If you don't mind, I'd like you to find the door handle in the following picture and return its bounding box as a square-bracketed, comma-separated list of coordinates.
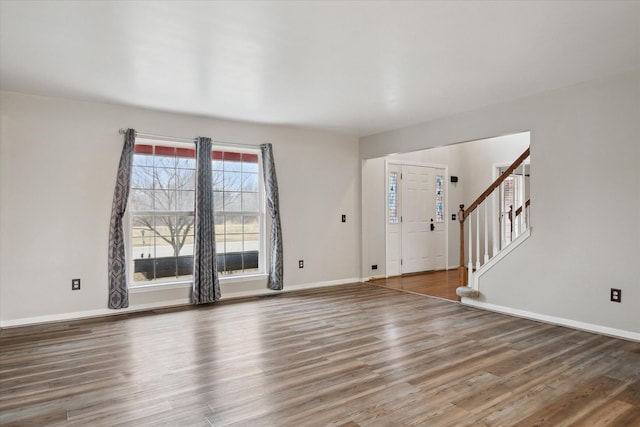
[430, 223, 435, 231]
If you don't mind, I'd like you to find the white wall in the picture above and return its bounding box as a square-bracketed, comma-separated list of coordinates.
[0, 91, 361, 326]
[456, 133, 530, 204]
[361, 70, 640, 336]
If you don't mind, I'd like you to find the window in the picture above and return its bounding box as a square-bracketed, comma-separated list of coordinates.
[128, 139, 263, 285]
[129, 143, 196, 283]
[435, 175, 444, 223]
[212, 150, 261, 276]
[388, 171, 398, 224]
[498, 165, 528, 245]
[501, 176, 519, 243]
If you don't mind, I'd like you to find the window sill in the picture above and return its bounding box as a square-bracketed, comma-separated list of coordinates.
[220, 273, 268, 284]
[129, 280, 191, 293]
[128, 273, 268, 293]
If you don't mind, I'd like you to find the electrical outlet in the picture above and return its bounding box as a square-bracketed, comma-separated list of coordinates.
[372, 264, 378, 270]
[341, 214, 346, 223]
[299, 260, 304, 268]
[610, 288, 621, 303]
[72, 279, 81, 290]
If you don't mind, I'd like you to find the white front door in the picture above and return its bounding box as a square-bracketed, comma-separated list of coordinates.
[387, 164, 446, 276]
[401, 165, 434, 273]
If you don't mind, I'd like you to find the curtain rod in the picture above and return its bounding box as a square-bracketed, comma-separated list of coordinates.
[118, 128, 263, 150]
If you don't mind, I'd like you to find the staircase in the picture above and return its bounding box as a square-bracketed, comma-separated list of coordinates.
[456, 147, 531, 298]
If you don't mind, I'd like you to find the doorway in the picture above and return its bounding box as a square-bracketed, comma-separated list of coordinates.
[386, 163, 446, 277]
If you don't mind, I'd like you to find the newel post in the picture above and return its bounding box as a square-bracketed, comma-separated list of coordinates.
[458, 204, 467, 286]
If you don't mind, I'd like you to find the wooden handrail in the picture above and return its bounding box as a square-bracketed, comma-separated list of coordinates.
[515, 199, 531, 217]
[462, 147, 530, 221]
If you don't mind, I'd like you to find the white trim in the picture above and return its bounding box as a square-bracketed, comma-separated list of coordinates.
[472, 227, 531, 290]
[460, 298, 640, 342]
[442, 170, 449, 271]
[0, 299, 191, 329]
[129, 281, 191, 293]
[6, 275, 636, 343]
[363, 274, 387, 281]
[128, 273, 270, 293]
[221, 277, 361, 300]
[220, 273, 269, 284]
[388, 160, 449, 169]
[384, 160, 390, 277]
[125, 131, 262, 151]
[127, 140, 267, 285]
[0, 277, 361, 329]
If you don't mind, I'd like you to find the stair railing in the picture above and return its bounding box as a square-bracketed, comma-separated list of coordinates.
[458, 148, 530, 286]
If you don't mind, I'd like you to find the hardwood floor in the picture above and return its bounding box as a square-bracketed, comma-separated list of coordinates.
[1, 283, 639, 426]
[368, 270, 461, 301]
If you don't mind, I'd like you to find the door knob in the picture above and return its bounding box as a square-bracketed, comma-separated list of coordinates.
[430, 223, 435, 231]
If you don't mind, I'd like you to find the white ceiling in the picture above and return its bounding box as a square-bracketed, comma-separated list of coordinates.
[1, 1, 639, 137]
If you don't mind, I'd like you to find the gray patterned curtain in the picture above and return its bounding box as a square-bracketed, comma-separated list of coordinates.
[261, 143, 284, 290]
[108, 128, 135, 309]
[192, 137, 220, 304]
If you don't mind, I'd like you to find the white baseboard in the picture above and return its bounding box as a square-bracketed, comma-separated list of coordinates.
[361, 274, 386, 281]
[8, 278, 635, 343]
[460, 298, 640, 342]
[0, 299, 191, 329]
[0, 278, 363, 329]
[221, 277, 362, 300]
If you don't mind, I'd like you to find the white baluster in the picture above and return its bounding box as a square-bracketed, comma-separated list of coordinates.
[498, 181, 507, 250]
[520, 164, 526, 234]
[523, 162, 528, 230]
[484, 202, 489, 263]
[511, 170, 517, 239]
[475, 210, 480, 271]
[492, 190, 499, 257]
[468, 215, 473, 286]
[527, 165, 531, 228]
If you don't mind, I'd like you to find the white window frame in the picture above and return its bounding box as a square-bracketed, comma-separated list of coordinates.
[211, 144, 266, 279]
[126, 138, 266, 289]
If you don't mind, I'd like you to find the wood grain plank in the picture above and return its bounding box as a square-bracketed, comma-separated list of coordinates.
[1, 282, 638, 426]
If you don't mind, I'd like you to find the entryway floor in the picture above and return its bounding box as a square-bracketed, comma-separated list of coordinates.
[367, 269, 460, 301]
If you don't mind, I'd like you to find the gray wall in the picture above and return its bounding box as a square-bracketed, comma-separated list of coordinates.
[0, 92, 361, 325]
[360, 70, 640, 334]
